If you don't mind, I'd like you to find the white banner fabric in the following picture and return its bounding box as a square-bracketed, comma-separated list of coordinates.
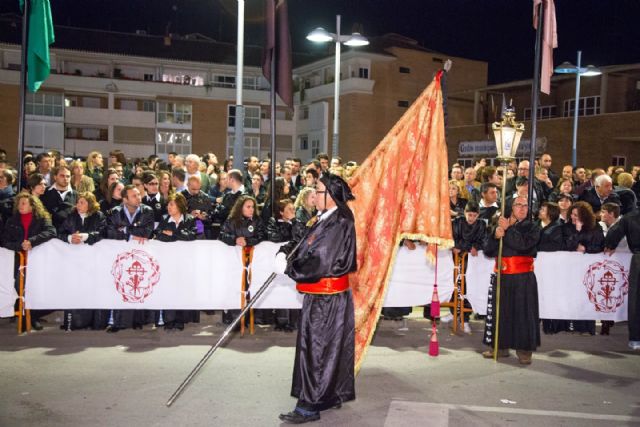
[466, 251, 632, 321]
[0, 247, 17, 317]
[24, 240, 455, 310]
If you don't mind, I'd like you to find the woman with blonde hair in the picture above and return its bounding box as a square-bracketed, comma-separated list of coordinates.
[294, 186, 316, 225]
[157, 170, 174, 200]
[85, 151, 104, 188]
[69, 160, 95, 194]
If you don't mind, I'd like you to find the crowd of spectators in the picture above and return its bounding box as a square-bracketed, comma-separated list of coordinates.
[0, 147, 637, 338]
[0, 147, 357, 331]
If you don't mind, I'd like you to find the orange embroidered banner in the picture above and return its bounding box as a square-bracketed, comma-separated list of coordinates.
[349, 72, 453, 371]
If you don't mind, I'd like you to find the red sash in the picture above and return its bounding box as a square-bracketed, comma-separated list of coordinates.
[494, 256, 534, 275]
[296, 275, 349, 295]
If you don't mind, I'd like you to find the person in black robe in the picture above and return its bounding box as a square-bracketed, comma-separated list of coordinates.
[604, 209, 640, 350]
[141, 172, 168, 227]
[276, 172, 357, 424]
[181, 175, 214, 239]
[154, 192, 198, 330]
[104, 185, 155, 332]
[57, 192, 107, 330]
[482, 195, 541, 365]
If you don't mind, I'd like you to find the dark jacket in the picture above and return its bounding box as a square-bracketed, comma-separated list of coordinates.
[536, 219, 564, 251]
[295, 206, 315, 226]
[266, 218, 307, 243]
[219, 216, 265, 247]
[213, 188, 247, 224]
[142, 193, 168, 223]
[41, 187, 78, 228]
[181, 189, 214, 229]
[452, 216, 486, 252]
[562, 222, 605, 253]
[154, 214, 197, 242]
[614, 186, 637, 215]
[105, 204, 155, 240]
[579, 187, 621, 213]
[1, 214, 56, 251]
[450, 197, 468, 218]
[484, 219, 541, 258]
[57, 210, 106, 245]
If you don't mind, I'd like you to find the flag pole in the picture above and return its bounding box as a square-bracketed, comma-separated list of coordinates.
[527, 1, 544, 219]
[232, 0, 245, 171]
[17, 0, 31, 192]
[269, 44, 276, 217]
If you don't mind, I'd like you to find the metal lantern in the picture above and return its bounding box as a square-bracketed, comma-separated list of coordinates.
[492, 106, 525, 161]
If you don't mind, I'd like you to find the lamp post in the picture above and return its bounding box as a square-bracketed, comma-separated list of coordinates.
[554, 51, 601, 168]
[306, 15, 369, 158]
[491, 106, 524, 361]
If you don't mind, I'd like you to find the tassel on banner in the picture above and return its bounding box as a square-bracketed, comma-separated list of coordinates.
[429, 244, 440, 318]
[429, 320, 439, 357]
[430, 285, 440, 318]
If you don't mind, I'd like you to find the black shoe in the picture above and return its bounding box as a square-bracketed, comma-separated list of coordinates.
[332, 402, 342, 410]
[164, 322, 175, 330]
[283, 324, 295, 333]
[31, 320, 43, 331]
[105, 325, 120, 333]
[278, 410, 320, 424]
[133, 323, 143, 330]
[175, 323, 184, 331]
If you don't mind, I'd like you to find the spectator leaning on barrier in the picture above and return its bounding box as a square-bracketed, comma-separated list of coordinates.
[41, 165, 77, 229]
[154, 192, 199, 330]
[1, 192, 56, 330]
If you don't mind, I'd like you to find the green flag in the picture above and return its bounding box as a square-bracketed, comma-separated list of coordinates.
[19, 0, 55, 92]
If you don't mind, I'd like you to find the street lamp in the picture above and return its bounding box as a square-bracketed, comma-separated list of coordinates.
[306, 15, 369, 158]
[554, 51, 602, 167]
[490, 106, 524, 361]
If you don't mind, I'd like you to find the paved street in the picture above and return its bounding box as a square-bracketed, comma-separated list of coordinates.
[1, 312, 639, 426]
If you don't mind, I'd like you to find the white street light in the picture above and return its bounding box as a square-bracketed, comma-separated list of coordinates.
[306, 15, 369, 158]
[554, 51, 602, 167]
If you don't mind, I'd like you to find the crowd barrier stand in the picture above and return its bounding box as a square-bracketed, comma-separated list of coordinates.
[441, 252, 474, 333]
[15, 251, 31, 334]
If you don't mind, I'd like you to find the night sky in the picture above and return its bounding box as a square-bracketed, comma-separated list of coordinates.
[2, 0, 639, 84]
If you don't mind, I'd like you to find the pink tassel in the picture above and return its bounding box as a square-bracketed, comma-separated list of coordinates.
[430, 285, 440, 318]
[429, 321, 439, 357]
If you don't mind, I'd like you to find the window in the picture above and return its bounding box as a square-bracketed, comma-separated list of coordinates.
[142, 100, 155, 112]
[457, 158, 474, 168]
[299, 135, 309, 151]
[213, 75, 236, 88]
[242, 76, 259, 90]
[358, 67, 369, 79]
[143, 73, 154, 81]
[399, 66, 411, 74]
[157, 102, 192, 124]
[398, 100, 409, 108]
[612, 156, 626, 167]
[26, 92, 63, 117]
[432, 57, 444, 63]
[299, 105, 309, 120]
[226, 135, 261, 158]
[65, 126, 108, 141]
[524, 105, 557, 121]
[156, 131, 192, 156]
[563, 96, 600, 117]
[311, 139, 320, 158]
[227, 105, 260, 130]
[119, 100, 138, 111]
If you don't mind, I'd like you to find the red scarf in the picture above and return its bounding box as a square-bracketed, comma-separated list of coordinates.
[20, 212, 33, 241]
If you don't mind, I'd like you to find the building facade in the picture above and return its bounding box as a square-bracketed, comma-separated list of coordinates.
[0, 18, 488, 165]
[447, 64, 640, 169]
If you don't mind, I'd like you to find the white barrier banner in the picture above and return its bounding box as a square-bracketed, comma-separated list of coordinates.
[24, 240, 455, 310]
[26, 239, 243, 310]
[466, 251, 632, 321]
[0, 247, 16, 317]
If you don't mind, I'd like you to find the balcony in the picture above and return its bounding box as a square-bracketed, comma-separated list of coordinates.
[65, 106, 155, 128]
[301, 77, 375, 102]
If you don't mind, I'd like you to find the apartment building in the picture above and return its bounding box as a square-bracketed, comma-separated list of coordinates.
[0, 16, 488, 164]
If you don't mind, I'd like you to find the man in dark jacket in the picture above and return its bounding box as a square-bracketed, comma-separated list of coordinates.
[579, 174, 621, 216]
[41, 165, 77, 228]
[181, 175, 214, 239]
[104, 185, 155, 332]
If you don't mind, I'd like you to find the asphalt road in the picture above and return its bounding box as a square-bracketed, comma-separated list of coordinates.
[1, 312, 639, 426]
